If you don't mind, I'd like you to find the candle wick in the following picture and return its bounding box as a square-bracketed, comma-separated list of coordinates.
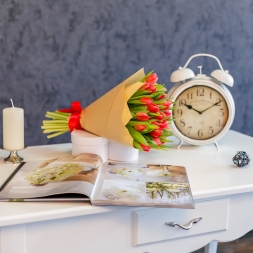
[10, 99, 15, 108]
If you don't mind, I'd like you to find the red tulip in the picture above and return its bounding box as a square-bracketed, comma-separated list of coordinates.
[160, 120, 169, 129]
[139, 83, 156, 93]
[151, 121, 160, 126]
[164, 100, 172, 107]
[160, 100, 172, 110]
[149, 85, 156, 93]
[153, 137, 162, 146]
[151, 120, 168, 130]
[136, 112, 150, 121]
[139, 143, 150, 152]
[149, 129, 162, 138]
[155, 111, 165, 120]
[145, 73, 158, 85]
[156, 94, 166, 100]
[140, 97, 153, 105]
[140, 83, 150, 90]
[163, 110, 172, 117]
[147, 104, 159, 113]
[134, 125, 146, 131]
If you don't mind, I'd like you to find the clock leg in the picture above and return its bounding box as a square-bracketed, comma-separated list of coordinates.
[177, 140, 184, 149]
[204, 241, 218, 253]
[214, 141, 220, 151]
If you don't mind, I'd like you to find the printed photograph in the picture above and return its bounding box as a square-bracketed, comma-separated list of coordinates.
[100, 180, 146, 202]
[0, 154, 103, 199]
[146, 164, 187, 183]
[145, 182, 193, 206]
[105, 162, 146, 182]
[25, 153, 103, 186]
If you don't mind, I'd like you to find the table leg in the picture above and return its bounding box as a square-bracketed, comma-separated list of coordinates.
[204, 241, 218, 253]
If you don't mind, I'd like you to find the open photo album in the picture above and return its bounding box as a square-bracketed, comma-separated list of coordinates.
[0, 153, 194, 209]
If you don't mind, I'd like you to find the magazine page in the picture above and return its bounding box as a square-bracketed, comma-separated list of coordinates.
[91, 162, 194, 208]
[0, 153, 103, 201]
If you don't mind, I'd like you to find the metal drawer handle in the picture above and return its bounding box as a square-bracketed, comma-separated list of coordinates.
[165, 217, 202, 230]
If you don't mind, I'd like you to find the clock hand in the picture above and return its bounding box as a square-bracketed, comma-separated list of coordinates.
[200, 100, 223, 114]
[184, 104, 202, 114]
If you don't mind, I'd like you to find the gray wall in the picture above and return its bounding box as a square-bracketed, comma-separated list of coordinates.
[0, 0, 252, 146]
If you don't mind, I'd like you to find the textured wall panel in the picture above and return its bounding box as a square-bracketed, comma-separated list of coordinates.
[0, 0, 252, 145]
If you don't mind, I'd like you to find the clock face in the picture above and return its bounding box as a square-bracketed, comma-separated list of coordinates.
[173, 85, 229, 140]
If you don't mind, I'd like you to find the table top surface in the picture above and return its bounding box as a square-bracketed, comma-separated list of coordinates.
[0, 130, 252, 227]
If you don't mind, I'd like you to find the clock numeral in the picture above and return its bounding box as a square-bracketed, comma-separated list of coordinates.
[210, 92, 212, 99]
[179, 99, 186, 107]
[216, 119, 221, 127]
[198, 129, 203, 137]
[177, 109, 183, 117]
[219, 108, 224, 116]
[197, 88, 204, 96]
[180, 119, 185, 127]
[187, 126, 192, 135]
[187, 93, 193, 99]
[216, 98, 222, 106]
[208, 126, 214, 134]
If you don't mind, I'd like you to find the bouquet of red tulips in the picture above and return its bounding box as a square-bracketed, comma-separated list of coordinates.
[41, 69, 173, 152]
[125, 72, 173, 151]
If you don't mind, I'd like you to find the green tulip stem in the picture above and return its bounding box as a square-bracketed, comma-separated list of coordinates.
[47, 130, 69, 139]
[46, 111, 69, 120]
[43, 128, 69, 133]
[43, 120, 68, 124]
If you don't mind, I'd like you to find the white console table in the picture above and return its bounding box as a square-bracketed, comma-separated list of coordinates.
[0, 130, 253, 253]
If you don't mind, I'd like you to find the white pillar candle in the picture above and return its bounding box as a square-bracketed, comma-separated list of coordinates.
[3, 103, 24, 151]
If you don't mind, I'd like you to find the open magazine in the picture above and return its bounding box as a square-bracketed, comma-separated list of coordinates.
[0, 153, 194, 208]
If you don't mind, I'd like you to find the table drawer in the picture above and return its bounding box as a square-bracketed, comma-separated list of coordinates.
[133, 198, 229, 246]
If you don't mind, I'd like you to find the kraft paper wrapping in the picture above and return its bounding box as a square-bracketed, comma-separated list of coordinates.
[80, 69, 145, 147]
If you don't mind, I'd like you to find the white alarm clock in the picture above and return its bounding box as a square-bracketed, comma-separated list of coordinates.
[167, 53, 235, 149]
